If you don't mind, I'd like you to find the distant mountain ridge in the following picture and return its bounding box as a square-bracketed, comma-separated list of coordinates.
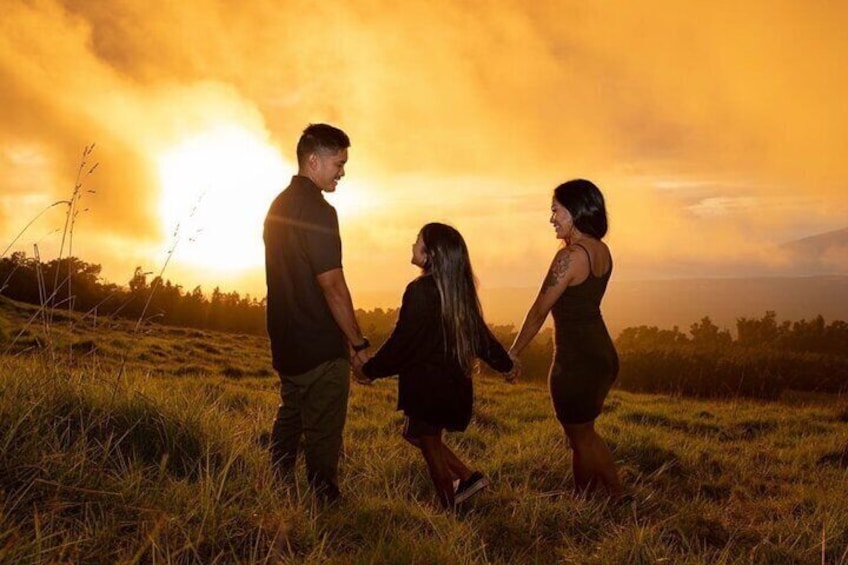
[598, 276, 848, 337]
[779, 227, 848, 275]
[782, 227, 848, 251]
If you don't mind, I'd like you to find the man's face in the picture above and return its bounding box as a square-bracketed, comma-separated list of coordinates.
[307, 148, 348, 192]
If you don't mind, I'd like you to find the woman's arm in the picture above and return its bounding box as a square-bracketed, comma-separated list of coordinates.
[509, 247, 577, 356]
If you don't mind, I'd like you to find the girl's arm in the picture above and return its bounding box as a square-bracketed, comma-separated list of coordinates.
[362, 281, 429, 380]
[479, 327, 513, 374]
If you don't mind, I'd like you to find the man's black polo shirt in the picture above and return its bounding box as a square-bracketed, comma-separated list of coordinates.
[264, 175, 346, 375]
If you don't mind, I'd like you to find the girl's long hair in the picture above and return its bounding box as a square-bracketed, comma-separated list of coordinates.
[419, 223, 487, 374]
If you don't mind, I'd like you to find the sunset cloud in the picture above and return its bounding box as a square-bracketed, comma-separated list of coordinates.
[2, 0, 846, 304]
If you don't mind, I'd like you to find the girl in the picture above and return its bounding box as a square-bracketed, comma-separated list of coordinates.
[357, 222, 514, 508]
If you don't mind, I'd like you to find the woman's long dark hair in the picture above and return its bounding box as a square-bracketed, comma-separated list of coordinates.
[419, 223, 487, 374]
[553, 179, 609, 239]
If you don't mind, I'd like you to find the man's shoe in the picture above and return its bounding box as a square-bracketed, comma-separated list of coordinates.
[313, 481, 341, 506]
[455, 471, 488, 504]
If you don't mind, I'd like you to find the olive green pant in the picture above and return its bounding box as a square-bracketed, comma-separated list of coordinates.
[270, 358, 350, 494]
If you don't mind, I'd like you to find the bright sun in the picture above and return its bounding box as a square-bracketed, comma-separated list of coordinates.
[156, 125, 291, 272]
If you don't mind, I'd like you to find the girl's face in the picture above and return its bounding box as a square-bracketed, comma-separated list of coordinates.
[550, 198, 574, 241]
[411, 232, 429, 268]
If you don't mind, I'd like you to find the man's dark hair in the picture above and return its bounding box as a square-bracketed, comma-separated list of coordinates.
[553, 179, 609, 239]
[296, 123, 350, 166]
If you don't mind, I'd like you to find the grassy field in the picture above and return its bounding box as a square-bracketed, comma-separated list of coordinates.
[2, 297, 848, 563]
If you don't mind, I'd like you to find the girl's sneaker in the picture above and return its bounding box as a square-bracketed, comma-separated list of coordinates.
[455, 471, 488, 504]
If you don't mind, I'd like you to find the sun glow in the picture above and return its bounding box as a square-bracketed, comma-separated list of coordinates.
[324, 178, 373, 218]
[156, 125, 291, 272]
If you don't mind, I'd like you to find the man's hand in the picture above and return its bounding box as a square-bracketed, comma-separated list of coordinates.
[352, 348, 371, 368]
[351, 349, 372, 385]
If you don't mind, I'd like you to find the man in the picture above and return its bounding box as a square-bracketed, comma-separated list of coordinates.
[263, 123, 370, 502]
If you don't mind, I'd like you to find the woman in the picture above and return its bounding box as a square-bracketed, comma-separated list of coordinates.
[356, 222, 514, 508]
[509, 179, 623, 497]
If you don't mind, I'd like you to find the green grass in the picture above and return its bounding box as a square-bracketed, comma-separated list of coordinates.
[1, 298, 848, 563]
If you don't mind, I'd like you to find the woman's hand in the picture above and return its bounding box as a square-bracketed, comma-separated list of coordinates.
[505, 350, 522, 383]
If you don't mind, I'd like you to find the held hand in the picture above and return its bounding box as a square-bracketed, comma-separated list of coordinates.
[351, 366, 372, 386]
[352, 348, 372, 369]
[506, 351, 522, 384]
[350, 350, 373, 385]
[505, 365, 521, 384]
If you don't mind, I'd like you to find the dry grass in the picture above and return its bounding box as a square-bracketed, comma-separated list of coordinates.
[1, 297, 847, 563]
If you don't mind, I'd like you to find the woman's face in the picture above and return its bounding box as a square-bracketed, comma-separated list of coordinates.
[411, 232, 429, 268]
[550, 198, 574, 240]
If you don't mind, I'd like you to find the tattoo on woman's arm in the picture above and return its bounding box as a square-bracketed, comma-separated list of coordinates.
[542, 251, 571, 290]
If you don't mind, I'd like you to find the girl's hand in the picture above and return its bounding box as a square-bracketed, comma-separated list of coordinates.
[350, 362, 372, 386]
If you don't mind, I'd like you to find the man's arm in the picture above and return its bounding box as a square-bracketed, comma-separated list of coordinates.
[316, 267, 365, 347]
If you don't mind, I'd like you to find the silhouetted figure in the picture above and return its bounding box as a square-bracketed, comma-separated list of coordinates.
[263, 123, 370, 502]
[509, 179, 624, 497]
[354, 223, 514, 509]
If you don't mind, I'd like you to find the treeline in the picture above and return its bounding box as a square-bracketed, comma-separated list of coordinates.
[3, 253, 847, 399]
[616, 314, 848, 398]
[617, 312, 848, 358]
[0, 254, 557, 379]
[1, 253, 266, 334]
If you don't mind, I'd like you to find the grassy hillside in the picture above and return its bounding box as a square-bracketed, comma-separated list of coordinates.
[0, 295, 273, 379]
[2, 298, 848, 563]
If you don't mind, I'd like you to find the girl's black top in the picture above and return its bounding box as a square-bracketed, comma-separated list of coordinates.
[362, 274, 513, 431]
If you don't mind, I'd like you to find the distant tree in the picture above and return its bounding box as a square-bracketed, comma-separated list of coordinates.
[0, 252, 40, 303]
[689, 316, 732, 349]
[182, 286, 207, 327]
[128, 267, 148, 294]
[736, 311, 788, 348]
[615, 325, 689, 352]
[822, 319, 848, 356]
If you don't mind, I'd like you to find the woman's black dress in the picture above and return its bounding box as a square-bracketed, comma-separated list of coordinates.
[362, 274, 512, 431]
[549, 244, 619, 425]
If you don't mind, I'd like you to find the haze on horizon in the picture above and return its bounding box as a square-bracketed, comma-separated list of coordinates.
[2, 1, 847, 310]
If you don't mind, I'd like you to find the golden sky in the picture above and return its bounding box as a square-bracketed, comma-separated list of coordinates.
[2, 0, 847, 308]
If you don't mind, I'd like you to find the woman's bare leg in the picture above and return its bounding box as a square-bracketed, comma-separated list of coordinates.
[563, 421, 623, 497]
